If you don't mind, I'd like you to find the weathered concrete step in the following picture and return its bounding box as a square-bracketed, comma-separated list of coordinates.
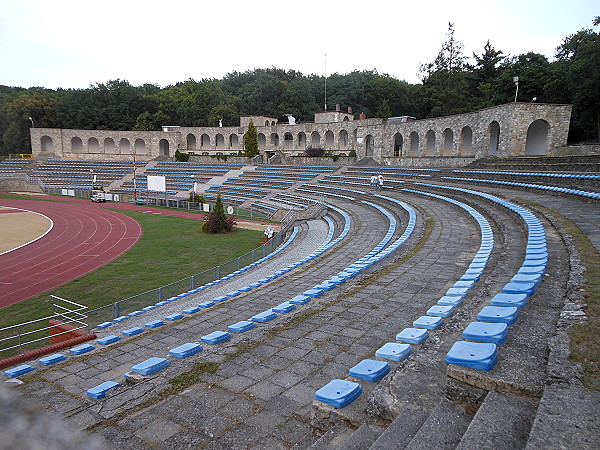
[456, 391, 537, 450]
[369, 407, 429, 450]
[309, 422, 384, 450]
[525, 384, 600, 450]
[404, 398, 472, 450]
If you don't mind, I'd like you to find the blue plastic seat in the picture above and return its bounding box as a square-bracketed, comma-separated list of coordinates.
[438, 296, 463, 307]
[446, 287, 470, 298]
[272, 302, 296, 313]
[122, 327, 144, 337]
[166, 313, 185, 321]
[477, 306, 519, 325]
[87, 381, 119, 399]
[462, 322, 508, 345]
[510, 273, 542, 286]
[198, 301, 215, 308]
[182, 307, 201, 315]
[290, 295, 311, 305]
[315, 379, 362, 408]
[4, 364, 35, 378]
[502, 281, 536, 296]
[252, 310, 277, 323]
[38, 353, 66, 366]
[376, 342, 412, 362]
[228, 320, 257, 333]
[446, 341, 498, 371]
[427, 305, 455, 318]
[413, 316, 443, 330]
[304, 288, 324, 297]
[97, 335, 121, 345]
[213, 295, 229, 303]
[349, 359, 390, 382]
[490, 293, 528, 309]
[201, 330, 232, 344]
[97, 322, 113, 329]
[169, 342, 203, 358]
[396, 327, 429, 344]
[131, 357, 170, 375]
[69, 343, 95, 355]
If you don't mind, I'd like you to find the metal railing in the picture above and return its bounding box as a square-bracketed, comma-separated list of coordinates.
[0, 296, 88, 356]
[84, 229, 286, 326]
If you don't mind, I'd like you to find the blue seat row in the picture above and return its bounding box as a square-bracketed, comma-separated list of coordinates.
[452, 169, 600, 180]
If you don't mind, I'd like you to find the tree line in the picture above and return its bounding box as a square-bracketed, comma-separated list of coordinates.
[1, 19, 598, 156]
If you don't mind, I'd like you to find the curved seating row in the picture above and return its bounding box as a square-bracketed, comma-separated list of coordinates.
[441, 176, 600, 200]
[452, 169, 600, 180]
[413, 182, 548, 371]
[315, 188, 494, 408]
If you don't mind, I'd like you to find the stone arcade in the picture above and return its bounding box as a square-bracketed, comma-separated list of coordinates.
[30, 102, 572, 165]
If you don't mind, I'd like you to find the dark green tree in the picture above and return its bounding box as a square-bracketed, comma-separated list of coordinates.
[243, 120, 259, 157]
[202, 195, 235, 233]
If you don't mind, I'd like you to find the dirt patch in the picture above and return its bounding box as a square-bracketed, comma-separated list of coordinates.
[0, 207, 52, 254]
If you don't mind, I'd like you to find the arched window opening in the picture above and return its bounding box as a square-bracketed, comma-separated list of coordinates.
[409, 132, 419, 155]
[525, 119, 549, 155]
[393, 133, 403, 157]
[365, 135, 374, 156]
[284, 132, 293, 150]
[425, 130, 436, 156]
[104, 138, 115, 154]
[339, 130, 349, 149]
[258, 133, 266, 149]
[159, 139, 169, 156]
[134, 139, 146, 154]
[460, 126, 473, 155]
[88, 137, 100, 153]
[311, 131, 321, 147]
[325, 131, 334, 150]
[41, 136, 53, 152]
[187, 133, 197, 150]
[489, 121, 500, 156]
[442, 128, 453, 156]
[216, 134, 225, 149]
[119, 138, 131, 154]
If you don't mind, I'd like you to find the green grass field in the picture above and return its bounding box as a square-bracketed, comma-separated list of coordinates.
[0, 201, 264, 349]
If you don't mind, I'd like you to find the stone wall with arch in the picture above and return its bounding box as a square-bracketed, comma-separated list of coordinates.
[30, 103, 572, 164]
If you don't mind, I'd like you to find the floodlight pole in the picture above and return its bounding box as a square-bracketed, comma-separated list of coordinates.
[513, 76, 519, 103]
[132, 145, 137, 203]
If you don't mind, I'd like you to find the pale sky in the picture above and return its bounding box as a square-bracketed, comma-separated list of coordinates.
[0, 0, 597, 89]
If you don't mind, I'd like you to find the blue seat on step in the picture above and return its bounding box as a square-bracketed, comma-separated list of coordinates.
[349, 359, 390, 382]
[375, 342, 412, 362]
[131, 357, 170, 375]
[462, 321, 508, 345]
[315, 379, 362, 408]
[446, 341, 498, 371]
[396, 327, 428, 344]
[169, 342, 203, 358]
[477, 306, 518, 325]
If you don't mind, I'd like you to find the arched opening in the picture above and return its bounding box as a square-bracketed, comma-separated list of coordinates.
[88, 137, 100, 153]
[104, 138, 115, 154]
[442, 128, 453, 156]
[365, 135, 374, 156]
[71, 137, 83, 152]
[187, 133, 197, 150]
[393, 133, 403, 157]
[343, 116, 349, 121]
[265, 120, 269, 126]
[311, 131, 321, 147]
[409, 132, 419, 155]
[40, 136, 53, 152]
[339, 130, 349, 149]
[119, 138, 131, 154]
[159, 139, 170, 156]
[325, 131, 334, 150]
[298, 132, 307, 149]
[258, 133, 266, 149]
[488, 121, 500, 156]
[134, 139, 146, 154]
[201, 134, 210, 149]
[216, 134, 225, 149]
[229, 134, 239, 149]
[270, 133, 279, 147]
[425, 130, 436, 156]
[525, 119, 549, 155]
[284, 132, 293, 150]
[460, 126, 473, 155]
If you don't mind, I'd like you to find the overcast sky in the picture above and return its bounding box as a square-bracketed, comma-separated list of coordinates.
[0, 0, 597, 90]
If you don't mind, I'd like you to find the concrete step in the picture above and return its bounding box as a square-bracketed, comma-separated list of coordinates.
[525, 384, 600, 450]
[456, 391, 537, 450]
[369, 407, 429, 450]
[404, 398, 472, 450]
[309, 422, 383, 450]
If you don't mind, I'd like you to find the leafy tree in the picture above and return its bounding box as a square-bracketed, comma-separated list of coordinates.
[555, 24, 600, 141]
[419, 23, 472, 117]
[2, 91, 57, 154]
[202, 195, 235, 233]
[243, 120, 259, 157]
[471, 41, 505, 109]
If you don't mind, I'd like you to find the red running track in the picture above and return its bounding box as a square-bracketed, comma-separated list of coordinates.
[0, 199, 142, 308]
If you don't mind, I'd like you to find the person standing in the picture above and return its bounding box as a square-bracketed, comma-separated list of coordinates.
[370, 175, 377, 191]
[378, 174, 384, 191]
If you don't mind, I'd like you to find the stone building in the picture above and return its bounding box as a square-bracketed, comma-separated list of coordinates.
[30, 102, 572, 166]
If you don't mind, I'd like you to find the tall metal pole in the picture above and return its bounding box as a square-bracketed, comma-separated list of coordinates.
[132, 145, 137, 203]
[324, 53, 327, 111]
